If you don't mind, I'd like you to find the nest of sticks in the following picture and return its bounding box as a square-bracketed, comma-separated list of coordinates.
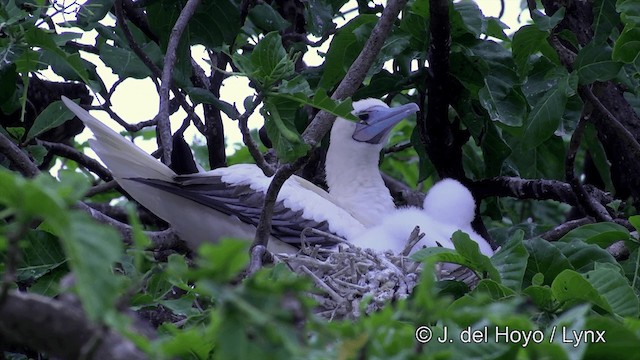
[275, 227, 479, 320]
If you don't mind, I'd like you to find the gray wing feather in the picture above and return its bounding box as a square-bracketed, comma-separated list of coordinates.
[129, 176, 338, 246]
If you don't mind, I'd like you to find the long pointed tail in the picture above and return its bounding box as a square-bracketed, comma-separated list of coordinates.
[61, 96, 175, 181]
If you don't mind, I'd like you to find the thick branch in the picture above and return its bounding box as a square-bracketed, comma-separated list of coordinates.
[0, 291, 146, 360]
[0, 133, 39, 177]
[471, 177, 613, 206]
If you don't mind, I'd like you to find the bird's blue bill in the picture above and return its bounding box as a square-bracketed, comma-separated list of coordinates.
[352, 102, 419, 144]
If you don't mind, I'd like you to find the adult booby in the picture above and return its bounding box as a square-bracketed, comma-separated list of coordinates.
[350, 179, 494, 256]
[61, 96, 418, 252]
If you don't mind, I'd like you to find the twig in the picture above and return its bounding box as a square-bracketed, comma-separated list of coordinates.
[384, 141, 412, 154]
[85, 180, 119, 197]
[38, 140, 113, 182]
[401, 226, 425, 256]
[237, 94, 275, 176]
[158, 0, 202, 165]
[300, 265, 345, 304]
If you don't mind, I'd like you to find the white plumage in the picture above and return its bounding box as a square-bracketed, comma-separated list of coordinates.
[349, 178, 494, 257]
[61, 96, 418, 252]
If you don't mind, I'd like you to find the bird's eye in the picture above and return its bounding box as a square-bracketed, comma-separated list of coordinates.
[357, 113, 369, 124]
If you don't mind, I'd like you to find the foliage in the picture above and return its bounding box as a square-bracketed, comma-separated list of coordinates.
[2, 0, 640, 359]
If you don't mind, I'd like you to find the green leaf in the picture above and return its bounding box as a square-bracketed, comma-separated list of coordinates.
[98, 42, 162, 80]
[531, 7, 565, 32]
[558, 222, 630, 248]
[523, 285, 555, 310]
[25, 100, 76, 142]
[613, 25, 640, 64]
[319, 15, 378, 89]
[24, 28, 91, 86]
[478, 75, 528, 127]
[512, 25, 549, 76]
[617, 0, 640, 26]
[490, 230, 528, 291]
[552, 267, 639, 317]
[522, 71, 576, 149]
[234, 32, 295, 89]
[16, 230, 66, 286]
[147, 0, 240, 50]
[248, 4, 290, 32]
[452, 231, 500, 281]
[185, 87, 240, 119]
[593, 0, 621, 42]
[56, 212, 124, 321]
[77, 0, 114, 29]
[554, 240, 619, 272]
[524, 237, 573, 286]
[195, 239, 250, 282]
[263, 97, 309, 163]
[584, 316, 640, 360]
[450, 0, 484, 38]
[575, 42, 623, 84]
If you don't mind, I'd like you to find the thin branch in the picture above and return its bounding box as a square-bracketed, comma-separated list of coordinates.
[300, 0, 410, 146]
[252, 0, 410, 252]
[539, 217, 594, 241]
[237, 95, 274, 176]
[38, 140, 113, 182]
[580, 86, 640, 161]
[158, 0, 202, 165]
[0, 132, 39, 177]
[85, 180, 119, 197]
[384, 141, 412, 154]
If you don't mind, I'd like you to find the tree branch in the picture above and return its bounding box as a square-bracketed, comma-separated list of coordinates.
[0, 291, 147, 360]
[252, 0, 410, 252]
[0, 132, 39, 177]
[38, 140, 113, 182]
[237, 94, 275, 176]
[158, 0, 202, 166]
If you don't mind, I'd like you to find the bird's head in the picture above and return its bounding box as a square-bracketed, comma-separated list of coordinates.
[331, 98, 419, 151]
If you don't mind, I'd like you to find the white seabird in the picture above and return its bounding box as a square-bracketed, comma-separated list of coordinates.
[61, 96, 419, 252]
[349, 178, 494, 256]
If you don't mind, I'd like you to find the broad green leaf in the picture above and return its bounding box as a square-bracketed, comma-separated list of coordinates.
[617, 0, 640, 25]
[262, 97, 308, 162]
[551, 269, 612, 313]
[248, 4, 290, 32]
[451, 0, 484, 38]
[490, 230, 528, 291]
[531, 7, 565, 31]
[185, 87, 240, 119]
[16, 230, 66, 286]
[554, 240, 619, 272]
[584, 264, 639, 317]
[77, 0, 114, 29]
[319, 15, 377, 89]
[522, 71, 576, 149]
[478, 75, 528, 127]
[24, 28, 91, 85]
[512, 25, 548, 76]
[575, 42, 623, 84]
[147, 0, 240, 50]
[584, 316, 640, 360]
[58, 212, 124, 321]
[524, 237, 573, 286]
[234, 32, 295, 89]
[25, 100, 76, 142]
[98, 42, 162, 79]
[523, 285, 555, 310]
[558, 222, 629, 248]
[471, 279, 516, 299]
[613, 25, 640, 64]
[593, 0, 621, 42]
[451, 231, 500, 282]
[508, 135, 566, 179]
